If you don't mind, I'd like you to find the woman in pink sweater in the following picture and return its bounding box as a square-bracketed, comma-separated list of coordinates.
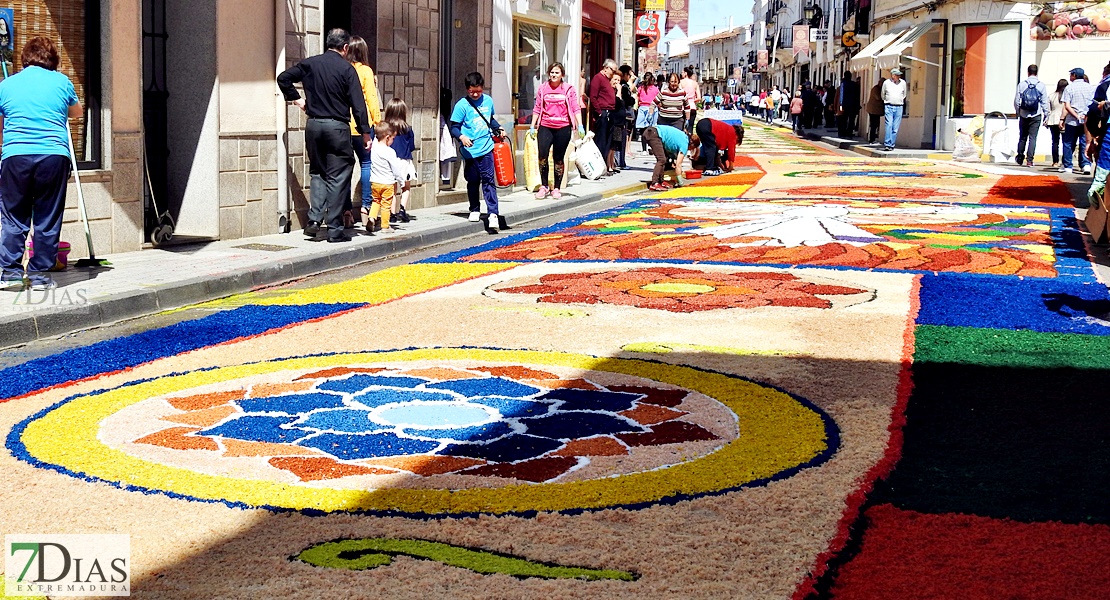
[530, 62, 583, 200]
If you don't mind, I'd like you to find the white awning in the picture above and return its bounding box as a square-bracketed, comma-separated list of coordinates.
[848, 28, 908, 71]
[875, 22, 939, 70]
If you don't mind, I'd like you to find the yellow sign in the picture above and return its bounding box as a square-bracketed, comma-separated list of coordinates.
[637, 0, 666, 9]
[842, 31, 858, 47]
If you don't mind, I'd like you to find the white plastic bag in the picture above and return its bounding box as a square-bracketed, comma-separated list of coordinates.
[952, 130, 981, 162]
[573, 132, 606, 180]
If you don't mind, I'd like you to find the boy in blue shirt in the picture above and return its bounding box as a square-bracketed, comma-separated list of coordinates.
[449, 72, 506, 230]
[641, 124, 693, 191]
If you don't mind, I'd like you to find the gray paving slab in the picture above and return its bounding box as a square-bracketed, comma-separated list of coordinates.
[0, 160, 652, 349]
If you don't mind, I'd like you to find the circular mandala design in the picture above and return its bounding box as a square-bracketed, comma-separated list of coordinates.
[784, 170, 982, 179]
[487, 267, 872, 311]
[11, 349, 835, 516]
[762, 186, 968, 200]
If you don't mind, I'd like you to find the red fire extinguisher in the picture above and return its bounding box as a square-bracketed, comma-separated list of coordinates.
[491, 133, 516, 188]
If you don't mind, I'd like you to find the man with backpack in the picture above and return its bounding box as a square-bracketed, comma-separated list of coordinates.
[1084, 62, 1110, 208]
[1013, 64, 1050, 168]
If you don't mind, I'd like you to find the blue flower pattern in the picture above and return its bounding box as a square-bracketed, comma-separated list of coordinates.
[199, 373, 650, 463]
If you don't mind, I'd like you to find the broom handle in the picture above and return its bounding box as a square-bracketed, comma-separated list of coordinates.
[65, 120, 95, 258]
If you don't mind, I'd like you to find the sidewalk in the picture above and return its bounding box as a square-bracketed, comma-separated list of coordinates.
[0, 156, 654, 349]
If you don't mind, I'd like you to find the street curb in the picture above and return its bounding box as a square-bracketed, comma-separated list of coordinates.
[1, 183, 644, 349]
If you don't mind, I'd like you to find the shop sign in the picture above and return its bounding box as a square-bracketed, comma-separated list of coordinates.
[809, 28, 829, 42]
[757, 49, 769, 71]
[841, 30, 858, 47]
[635, 11, 662, 37]
[636, 0, 667, 9]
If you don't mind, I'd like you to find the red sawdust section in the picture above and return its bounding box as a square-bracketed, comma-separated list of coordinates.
[985, 175, 1076, 207]
[359, 455, 485, 475]
[828, 504, 1110, 599]
[165, 390, 245, 411]
[220, 439, 320, 457]
[135, 427, 220, 451]
[606, 385, 688, 407]
[269, 457, 397, 481]
[399, 367, 482, 380]
[470, 366, 560, 380]
[733, 155, 764, 170]
[249, 381, 315, 397]
[553, 436, 629, 457]
[620, 404, 688, 425]
[461, 456, 579, 483]
[617, 421, 719, 446]
[524, 378, 600, 390]
[162, 405, 238, 427]
[294, 367, 388, 381]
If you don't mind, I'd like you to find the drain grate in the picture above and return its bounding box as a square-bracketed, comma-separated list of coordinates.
[232, 243, 295, 252]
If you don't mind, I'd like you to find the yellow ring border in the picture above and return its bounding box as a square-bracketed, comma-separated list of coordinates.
[19, 349, 831, 515]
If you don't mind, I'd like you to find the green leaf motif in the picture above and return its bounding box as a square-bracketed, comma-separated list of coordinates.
[295, 538, 637, 581]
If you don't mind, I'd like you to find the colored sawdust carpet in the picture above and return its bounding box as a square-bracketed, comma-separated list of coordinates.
[1, 139, 1107, 598]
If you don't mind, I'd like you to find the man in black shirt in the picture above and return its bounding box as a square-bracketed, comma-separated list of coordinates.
[277, 28, 371, 242]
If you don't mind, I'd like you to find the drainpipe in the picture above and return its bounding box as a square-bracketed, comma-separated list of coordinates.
[275, 0, 290, 232]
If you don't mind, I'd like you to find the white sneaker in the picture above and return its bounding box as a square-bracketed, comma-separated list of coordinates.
[1084, 165, 1093, 175]
[1058, 167, 1067, 173]
[487, 214, 500, 230]
[468, 211, 480, 222]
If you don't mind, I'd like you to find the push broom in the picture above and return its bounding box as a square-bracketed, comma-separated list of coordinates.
[66, 121, 109, 267]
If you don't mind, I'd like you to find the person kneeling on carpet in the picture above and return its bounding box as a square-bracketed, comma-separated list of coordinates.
[689, 118, 744, 176]
[643, 124, 695, 191]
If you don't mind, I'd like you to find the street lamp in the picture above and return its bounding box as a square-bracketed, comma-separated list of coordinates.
[803, 4, 823, 27]
[803, 4, 815, 20]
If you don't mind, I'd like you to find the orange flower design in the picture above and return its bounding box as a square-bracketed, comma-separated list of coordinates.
[495, 268, 868, 312]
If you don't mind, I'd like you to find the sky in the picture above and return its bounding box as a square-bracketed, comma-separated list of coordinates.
[686, 0, 755, 38]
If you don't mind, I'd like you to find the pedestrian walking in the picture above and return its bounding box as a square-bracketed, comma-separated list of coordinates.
[655, 73, 689, 130]
[345, 35, 381, 227]
[0, 36, 82, 291]
[278, 28, 372, 243]
[529, 61, 582, 200]
[1084, 62, 1110, 207]
[1061, 67, 1095, 174]
[1013, 64, 1050, 167]
[364, 123, 407, 233]
[449, 71, 507, 229]
[383, 98, 417, 224]
[801, 82, 821, 131]
[881, 68, 908, 151]
[836, 71, 861, 138]
[635, 72, 659, 154]
[790, 91, 804, 135]
[642, 124, 694, 191]
[866, 77, 884, 144]
[680, 66, 700, 134]
[1045, 79, 1067, 168]
[588, 59, 618, 177]
[617, 65, 637, 170]
[693, 118, 743, 176]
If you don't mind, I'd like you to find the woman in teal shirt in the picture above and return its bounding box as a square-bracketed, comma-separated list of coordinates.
[0, 36, 82, 291]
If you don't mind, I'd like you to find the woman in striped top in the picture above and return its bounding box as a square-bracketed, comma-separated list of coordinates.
[655, 72, 689, 131]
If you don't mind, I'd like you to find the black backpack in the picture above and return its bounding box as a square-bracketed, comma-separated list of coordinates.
[1020, 81, 1042, 112]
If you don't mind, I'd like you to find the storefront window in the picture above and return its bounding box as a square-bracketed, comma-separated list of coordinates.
[951, 23, 1020, 117]
[515, 21, 557, 125]
[0, 1, 100, 168]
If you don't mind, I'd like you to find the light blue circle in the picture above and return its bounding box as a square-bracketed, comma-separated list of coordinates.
[374, 402, 495, 429]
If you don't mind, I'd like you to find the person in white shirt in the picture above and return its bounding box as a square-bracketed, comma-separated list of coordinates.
[880, 68, 908, 151]
[366, 122, 407, 233]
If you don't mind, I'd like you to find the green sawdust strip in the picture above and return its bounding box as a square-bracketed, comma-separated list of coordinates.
[295, 538, 637, 581]
[915, 325, 1110, 370]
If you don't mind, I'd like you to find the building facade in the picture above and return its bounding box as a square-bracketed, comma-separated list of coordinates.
[19, 0, 630, 256]
[689, 27, 748, 96]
